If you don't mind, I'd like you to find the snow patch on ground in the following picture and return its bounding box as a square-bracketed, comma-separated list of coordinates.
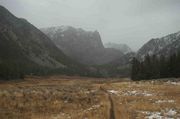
[166, 109, 177, 117]
[83, 105, 101, 112]
[108, 90, 119, 94]
[53, 113, 72, 119]
[84, 89, 97, 94]
[145, 111, 163, 119]
[166, 81, 180, 85]
[139, 109, 178, 119]
[123, 90, 153, 96]
[155, 100, 175, 104]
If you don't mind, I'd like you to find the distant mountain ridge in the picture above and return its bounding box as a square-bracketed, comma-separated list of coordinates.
[103, 31, 180, 77]
[104, 42, 132, 54]
[137, 31, 180, 58]
[41, 26, 124, 65]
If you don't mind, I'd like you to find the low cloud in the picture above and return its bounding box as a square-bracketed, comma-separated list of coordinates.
[1, 0, 180, 50]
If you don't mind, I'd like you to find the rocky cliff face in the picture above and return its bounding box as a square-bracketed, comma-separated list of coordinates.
[137, 31, 180, 59]
[41, 26, 123, 65]
[104, 42, 132, 54]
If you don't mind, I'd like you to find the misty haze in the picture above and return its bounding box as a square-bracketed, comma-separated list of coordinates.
[0, 0, 180, 119]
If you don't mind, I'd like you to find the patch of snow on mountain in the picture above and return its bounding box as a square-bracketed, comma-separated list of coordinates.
[176, 31, 180, 38]
[61, 34, 65, 37]
[148, 51, 153, 55]
[59, 26, 69, 32]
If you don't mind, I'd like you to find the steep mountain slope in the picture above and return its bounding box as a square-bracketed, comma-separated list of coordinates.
[41, 26, 123, 65]
[109, 52, 136, 66]
[137, 31, 180, 58]
[0, 5, 84, 79]
[104, 42, 132, 54]
[97, 52, 136, 77]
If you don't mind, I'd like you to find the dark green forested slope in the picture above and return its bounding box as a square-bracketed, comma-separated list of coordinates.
[131, 52, 180, 80]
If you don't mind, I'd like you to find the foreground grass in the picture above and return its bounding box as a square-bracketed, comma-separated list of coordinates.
[0, 76, 179, 119]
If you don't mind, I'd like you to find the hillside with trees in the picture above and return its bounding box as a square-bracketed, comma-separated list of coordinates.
[131, 52, 180, 80]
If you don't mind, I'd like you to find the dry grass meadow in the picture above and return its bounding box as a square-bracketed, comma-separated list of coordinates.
[0, 76, 179, 119]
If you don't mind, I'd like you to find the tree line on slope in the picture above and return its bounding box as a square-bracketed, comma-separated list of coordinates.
[0, 58, 95, 80]
[131, 52, 180, 80]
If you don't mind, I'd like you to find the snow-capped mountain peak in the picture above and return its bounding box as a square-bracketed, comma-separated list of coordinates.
[137, 31, 180, 59]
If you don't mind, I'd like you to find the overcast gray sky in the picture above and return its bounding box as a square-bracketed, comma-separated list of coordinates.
[1, 0, 180, 50]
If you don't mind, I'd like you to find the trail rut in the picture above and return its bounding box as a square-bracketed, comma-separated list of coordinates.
[100, 86, 116, 119]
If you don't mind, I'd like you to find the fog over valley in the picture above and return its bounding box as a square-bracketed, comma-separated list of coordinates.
[1, 0, 180, 50]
